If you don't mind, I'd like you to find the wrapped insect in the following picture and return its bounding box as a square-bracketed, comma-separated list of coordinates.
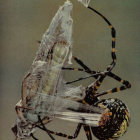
[12, 1, 74, 139]
[12, 0, 131, 140]
[12, 1, 104, 140]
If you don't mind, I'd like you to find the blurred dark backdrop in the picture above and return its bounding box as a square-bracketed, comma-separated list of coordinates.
[0, 0, 140, 139]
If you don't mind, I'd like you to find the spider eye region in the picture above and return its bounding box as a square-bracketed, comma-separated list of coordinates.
[91, 98, 130, 140]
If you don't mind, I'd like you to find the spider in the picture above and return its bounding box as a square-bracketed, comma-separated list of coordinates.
[32, 6, 131, 140]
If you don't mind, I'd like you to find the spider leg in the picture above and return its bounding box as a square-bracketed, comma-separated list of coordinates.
[88, 6, 116, 72]
[84, 6, 117, 93]
[85, 70, 131, 97]
[69, 60, 130, 101]
[95, 72, 131, 97]
[62, 55, 101, 84]
[37, 116, 56, 140]
[87, 73, 106, 93]
[96, 84, 130, 98]
[65, 71, 108, 85]
[62, 56, 108, 92]
[108, 72, 131, 87]
[62, 67, 86, 72]
[63, 56, 131, 93]
[30, 133, 38, 140]
[63, 56, 131, 99]
[72, 56, 94, 73]
[65, 69, 131, 99]
[41, 123, 82, 139]
[83, 125, 92, 140]
[62, 55, 97, 75]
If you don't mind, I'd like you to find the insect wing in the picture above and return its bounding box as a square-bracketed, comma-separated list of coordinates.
[55, 111, 102, 127]
[26, 93, 104, 127]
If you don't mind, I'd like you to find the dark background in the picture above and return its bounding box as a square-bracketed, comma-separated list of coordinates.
[0, 0, 140, 139]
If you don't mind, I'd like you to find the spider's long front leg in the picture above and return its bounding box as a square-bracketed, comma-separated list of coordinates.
[88, 6, 117, 72]
[84, 6, 117, 94]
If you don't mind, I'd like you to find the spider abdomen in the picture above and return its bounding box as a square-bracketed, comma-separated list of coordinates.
[91, 98, 130, 140]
